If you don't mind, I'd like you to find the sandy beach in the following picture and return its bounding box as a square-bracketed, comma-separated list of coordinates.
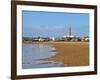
[23, 41, 89, 67]
[47, 42, 89, 67]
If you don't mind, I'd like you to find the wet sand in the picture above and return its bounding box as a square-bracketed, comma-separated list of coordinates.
[47, 42, 89, 67]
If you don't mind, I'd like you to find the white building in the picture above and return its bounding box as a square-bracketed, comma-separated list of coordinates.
[50, 37, 55, 41]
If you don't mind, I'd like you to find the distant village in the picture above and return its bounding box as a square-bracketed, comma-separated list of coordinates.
[23, 27, 89, 42]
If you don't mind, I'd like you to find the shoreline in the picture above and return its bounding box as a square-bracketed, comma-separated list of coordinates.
[23, 41, 89, 67]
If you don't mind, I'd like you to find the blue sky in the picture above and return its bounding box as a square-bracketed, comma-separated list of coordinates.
[22, 11, 89, 37]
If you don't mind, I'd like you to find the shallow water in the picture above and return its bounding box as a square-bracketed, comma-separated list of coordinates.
[22, 43, 63, 69]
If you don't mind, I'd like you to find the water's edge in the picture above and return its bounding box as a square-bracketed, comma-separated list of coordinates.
[22, 43, 63, 69]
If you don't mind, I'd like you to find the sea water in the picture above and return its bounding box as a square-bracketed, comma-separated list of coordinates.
[22, 43, 63, 69]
